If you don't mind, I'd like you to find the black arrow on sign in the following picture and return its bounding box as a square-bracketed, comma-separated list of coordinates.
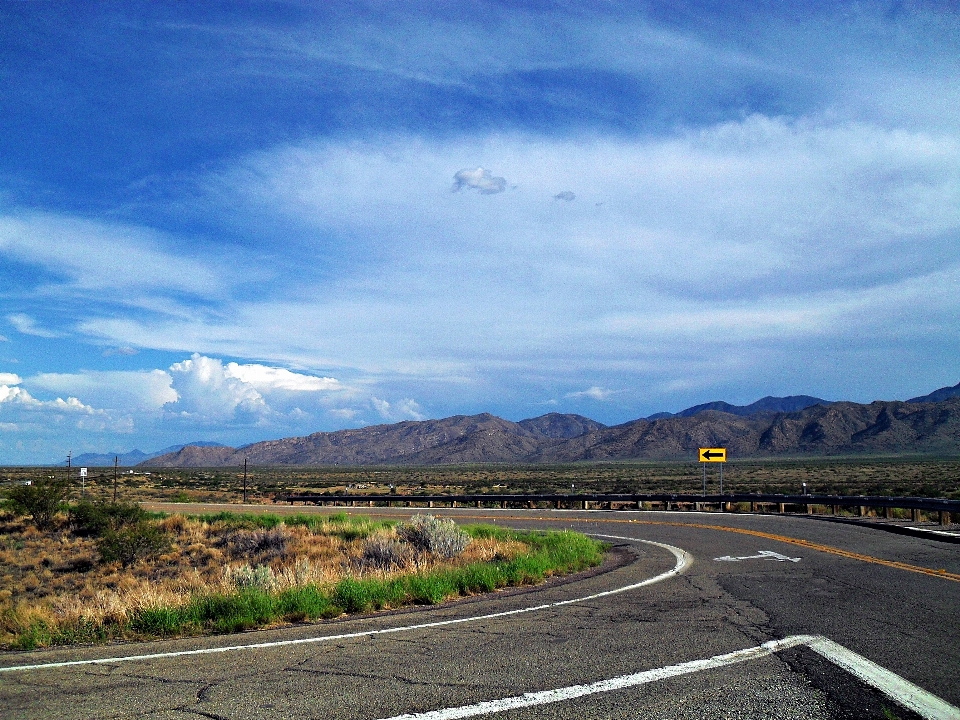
[701, 449, 724, 460]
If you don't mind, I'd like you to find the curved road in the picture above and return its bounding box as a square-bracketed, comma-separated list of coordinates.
[1, 506, 958, 719]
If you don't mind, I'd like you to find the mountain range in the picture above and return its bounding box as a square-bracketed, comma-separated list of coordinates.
[72, 442, 226, 467]
[140, 382, 960, 467]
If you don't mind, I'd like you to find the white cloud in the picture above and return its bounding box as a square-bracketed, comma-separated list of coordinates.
[452, 167, 507, 194]
[167, 354, 268, 422]
[30, 370, 177, 411]
[0, 373, 21, 385]
[371, 397, 425, 422]
[7, 313, 58, 338]
[565, 386, 614, 401]
[225, 363, 343, 393]
[0, 381, 133, 437]
[0, 212, 225, 298]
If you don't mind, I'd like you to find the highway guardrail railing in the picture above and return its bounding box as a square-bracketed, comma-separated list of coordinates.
[274, 492, 959, 525]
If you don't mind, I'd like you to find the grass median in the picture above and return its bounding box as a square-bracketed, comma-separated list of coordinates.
[1, 506, 607, 649]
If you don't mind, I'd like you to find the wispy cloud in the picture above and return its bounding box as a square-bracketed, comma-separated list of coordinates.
[565, 386, 615, 402]
[7, 313, 58, 338]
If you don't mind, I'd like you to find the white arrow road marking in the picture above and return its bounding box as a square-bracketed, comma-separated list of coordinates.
[0, 535, 689, 674]
[377, 635, 960, 720]
[714, 549, 801, 562]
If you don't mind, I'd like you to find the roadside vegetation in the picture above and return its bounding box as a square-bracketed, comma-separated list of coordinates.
[0, 493, 607, 650]
[4, 458, 956, 506]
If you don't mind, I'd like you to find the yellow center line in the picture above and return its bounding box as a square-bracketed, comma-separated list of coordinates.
[408, 512, 960, 583]
[145, 504, 960, 583]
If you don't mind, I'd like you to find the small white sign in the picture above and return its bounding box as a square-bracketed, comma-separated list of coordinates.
[79, 468, 87, 477]
[714, 549, 801, 563]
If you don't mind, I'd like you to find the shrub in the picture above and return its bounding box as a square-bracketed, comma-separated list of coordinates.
[70, 500, 147, 537]
[97, 523, 171, 567]
[361, 537, 413, 570]
[6, 479, 70, 530]
[216, 526, 290, 560]
[224, 564, 276, 592]
[396, 514, 470, 559]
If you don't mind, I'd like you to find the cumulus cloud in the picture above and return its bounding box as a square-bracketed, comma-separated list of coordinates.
[167, 354, 268, 422]
[371, 397, 425, 422]
[452, 167, 506, 194]
[565, 386, 614, 401]
[0, 373, 21, 386]
[553, 191, 576, 201]
[0, 382, 128, 434]
[225, 363, 343, 393]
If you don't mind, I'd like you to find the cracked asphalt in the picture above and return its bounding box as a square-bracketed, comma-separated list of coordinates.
[1, 508, 958, 719]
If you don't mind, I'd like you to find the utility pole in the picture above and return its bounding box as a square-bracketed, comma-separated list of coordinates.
[113, 456, 119, 503]
[242, 458, 248, 504]
[66, 451, 71, 489]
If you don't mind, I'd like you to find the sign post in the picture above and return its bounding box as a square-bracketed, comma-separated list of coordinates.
[79, 467, 87, 498]
[698, 448, 727, 494]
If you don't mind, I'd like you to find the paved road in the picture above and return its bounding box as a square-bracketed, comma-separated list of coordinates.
[2, 506, 958, 719]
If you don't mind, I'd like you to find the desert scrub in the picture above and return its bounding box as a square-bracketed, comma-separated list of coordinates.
[396, 514, 470, 558]
[5, 478, 70, 530]
[1, 511, 606, 649]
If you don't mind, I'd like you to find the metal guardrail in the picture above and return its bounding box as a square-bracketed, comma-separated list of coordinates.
[275, 492, 959, 525]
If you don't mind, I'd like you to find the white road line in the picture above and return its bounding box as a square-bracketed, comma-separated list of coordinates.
[0, 536, 689, 674]
[376, 635, 960, 720]
[806, 636, 960, 720]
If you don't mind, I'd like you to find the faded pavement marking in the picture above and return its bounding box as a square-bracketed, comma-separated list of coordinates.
[378, 635, 960, 720]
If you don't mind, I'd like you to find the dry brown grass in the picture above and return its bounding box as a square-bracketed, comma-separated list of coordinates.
[0, 510, 526, 648]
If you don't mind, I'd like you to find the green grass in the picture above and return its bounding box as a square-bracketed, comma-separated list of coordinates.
[183, 510, 394, 539]
[9, 524, 607, 648]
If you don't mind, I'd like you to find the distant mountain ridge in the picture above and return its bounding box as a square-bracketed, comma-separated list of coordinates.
[141, 387, 960, 467]
[73, 441, 227, 467]
[907, 381, 960, 404]
[659, 395, 830, 419]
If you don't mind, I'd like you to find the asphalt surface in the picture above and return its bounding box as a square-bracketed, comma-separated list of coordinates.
[1, 506, 958, 720]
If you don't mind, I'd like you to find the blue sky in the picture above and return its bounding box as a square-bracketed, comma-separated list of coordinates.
[1, 2, 958, 464]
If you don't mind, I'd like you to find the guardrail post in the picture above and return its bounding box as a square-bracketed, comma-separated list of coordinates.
[778, 503, 785, 514]
[501, 500, 507, 508]
[582, 500, 588, 510]
[911, 508, 919, 522]
[475, 500, 481, 508]
[941, 511, 951, 526]
[883, 506, 891, 519]
[832, 504, 839, 515]
[859, 505, 867, 517]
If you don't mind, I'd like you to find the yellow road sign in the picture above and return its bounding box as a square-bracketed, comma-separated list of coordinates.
[699, 448, 727, 462]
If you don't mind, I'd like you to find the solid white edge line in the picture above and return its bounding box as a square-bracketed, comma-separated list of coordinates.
[378, 637, 815, 720]
[805, 637, 960, 720]
[0, 536, 689, 674]
[376, 635, 960, 720]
